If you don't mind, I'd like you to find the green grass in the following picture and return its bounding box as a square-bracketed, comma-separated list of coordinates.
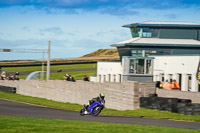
[2, 63, 97, 73]
[17, 75, 28, 79]
[50, 70, 97, 80]
[2, 63, 97, 80]
[0, 115, 199, 133]
[0, 91, 200, 122]
[19, 70, 96, 80]
[0, 91, 81, 111]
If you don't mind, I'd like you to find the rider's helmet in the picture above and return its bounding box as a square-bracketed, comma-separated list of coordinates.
[99, 93, 105, 100]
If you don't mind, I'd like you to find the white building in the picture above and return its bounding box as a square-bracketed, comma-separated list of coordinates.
[92, 21, 200, 92]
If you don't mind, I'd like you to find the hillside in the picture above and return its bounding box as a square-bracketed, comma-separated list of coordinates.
[0, 48, 120, 66]
[81, 49, 119, 58]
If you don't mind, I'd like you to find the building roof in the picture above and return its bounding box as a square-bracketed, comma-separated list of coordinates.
[111, 37, 200, 48]
[123, 21, 200, 28]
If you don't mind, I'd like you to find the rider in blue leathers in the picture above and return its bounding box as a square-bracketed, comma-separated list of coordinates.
[85, 93, 105, 111]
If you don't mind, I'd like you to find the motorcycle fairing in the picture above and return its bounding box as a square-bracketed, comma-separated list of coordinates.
[88, 101, 101, 114]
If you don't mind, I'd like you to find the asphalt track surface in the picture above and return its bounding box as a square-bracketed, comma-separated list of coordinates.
[0, 99, 200, 129]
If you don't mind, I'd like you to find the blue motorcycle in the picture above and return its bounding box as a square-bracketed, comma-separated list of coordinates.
[80, 100, 105, 116]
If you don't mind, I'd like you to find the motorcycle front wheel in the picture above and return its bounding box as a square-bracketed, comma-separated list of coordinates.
[80, 108, 85, 116]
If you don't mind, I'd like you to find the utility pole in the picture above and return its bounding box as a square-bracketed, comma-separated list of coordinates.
[0, 47, 48, 80]
[41, 50, 44, 80]
[46, 41, 51, 80]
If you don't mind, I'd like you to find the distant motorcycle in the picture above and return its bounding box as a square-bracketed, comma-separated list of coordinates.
[80, 100, 105, 116]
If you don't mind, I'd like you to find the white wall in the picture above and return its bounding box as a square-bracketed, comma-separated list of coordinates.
[153, 56, 199, 75]
[95, 56, 199, 92]
[97, 61, 122, 75]
[97, 56, 200, 77]
[153, 56, 199, 92]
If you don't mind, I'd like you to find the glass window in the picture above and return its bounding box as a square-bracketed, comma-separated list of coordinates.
[130, 27, 139, 37]
[131, 50, 145, 57]
[137, 50, 143, 57]
[131, 50, 137, 56]
[138, 28, 152, 38]
[164, 50, 171, 54]
[136, 59, 144, 74]
[143, 32, 152, 37]
[128, 58, 153, 75]
[131, 49, 173, 57]
[156, 50, 171, 55]
[146, 50, 158, 56]
[129, 59, 135, 73]
[131, 27, 153, 38]
[146, 60, 152, 74]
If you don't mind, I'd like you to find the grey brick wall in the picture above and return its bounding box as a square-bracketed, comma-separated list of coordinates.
[0, 80, 155, 110]
[134, 82, 156, 109]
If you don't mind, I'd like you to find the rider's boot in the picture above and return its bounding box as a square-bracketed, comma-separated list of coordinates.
[86, 105, 89, 111]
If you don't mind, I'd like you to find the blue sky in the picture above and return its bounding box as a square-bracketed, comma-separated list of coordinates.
[0, 0, 200, 60]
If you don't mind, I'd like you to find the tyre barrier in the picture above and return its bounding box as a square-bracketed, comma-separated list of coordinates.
[0, 85, 16, 93]
[140, 94, 200, 115]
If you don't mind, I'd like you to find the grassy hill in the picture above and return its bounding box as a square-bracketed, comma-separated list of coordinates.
[81, 48, 119, 58]
[0, 48, 120, 66]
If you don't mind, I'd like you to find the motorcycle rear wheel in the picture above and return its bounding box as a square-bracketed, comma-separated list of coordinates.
[92, 106, 101, 116]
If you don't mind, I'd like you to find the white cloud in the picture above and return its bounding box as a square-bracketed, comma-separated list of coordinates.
[1, 2, 200, 60]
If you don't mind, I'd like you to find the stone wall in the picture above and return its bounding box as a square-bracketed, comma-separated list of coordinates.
[0, 80, 155, 110]
[134, 82, 157, 108]
[156, 89, 200, 103]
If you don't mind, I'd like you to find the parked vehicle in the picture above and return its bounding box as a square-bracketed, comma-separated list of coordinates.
[80, 100, 105, 116]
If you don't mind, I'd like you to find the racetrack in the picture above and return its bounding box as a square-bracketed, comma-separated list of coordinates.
[0, 99, 200, 129]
